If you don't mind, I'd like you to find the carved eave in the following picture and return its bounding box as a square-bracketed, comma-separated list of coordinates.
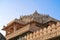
[2, 21, 15, 31]
[2, 20, 24, 31]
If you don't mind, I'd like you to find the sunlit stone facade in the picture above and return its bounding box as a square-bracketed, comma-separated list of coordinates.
[2, 11, 60, 40]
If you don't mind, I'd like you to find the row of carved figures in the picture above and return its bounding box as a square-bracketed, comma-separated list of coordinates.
[17, 22, 60, 40]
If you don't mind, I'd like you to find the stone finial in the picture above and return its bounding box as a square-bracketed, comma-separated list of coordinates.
[3, 26, 5, 28]
[33, 10, 40, 16]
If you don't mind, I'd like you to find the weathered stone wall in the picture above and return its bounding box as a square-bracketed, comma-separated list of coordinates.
[21, 22, 60, 40]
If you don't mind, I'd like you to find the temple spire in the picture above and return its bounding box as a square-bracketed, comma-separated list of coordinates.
[33, 10, 40, 16]
[34, 10, 38, 13]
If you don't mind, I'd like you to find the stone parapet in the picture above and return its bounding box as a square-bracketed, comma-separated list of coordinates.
[23, 22, 60, 40]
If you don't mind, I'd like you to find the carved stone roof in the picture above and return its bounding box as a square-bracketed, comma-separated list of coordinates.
[3, 11, 60, 29]
[15, 11, 60, 24]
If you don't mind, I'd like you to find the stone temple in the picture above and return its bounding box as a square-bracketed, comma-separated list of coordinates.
[2, 11, 60, 40]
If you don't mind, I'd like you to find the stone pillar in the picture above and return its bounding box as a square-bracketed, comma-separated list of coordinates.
[13, 24, 16, 32]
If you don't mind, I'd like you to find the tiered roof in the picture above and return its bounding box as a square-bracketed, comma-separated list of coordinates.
[2, 11, 60, 30]
[15, 11, 60, 24]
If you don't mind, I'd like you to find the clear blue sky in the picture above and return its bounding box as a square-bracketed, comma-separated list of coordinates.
[0, 0, 60, 35]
